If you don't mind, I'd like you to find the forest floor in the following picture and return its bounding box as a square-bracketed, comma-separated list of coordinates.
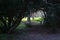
[0, 22, 60, 40]
[0, 29, 60, 40]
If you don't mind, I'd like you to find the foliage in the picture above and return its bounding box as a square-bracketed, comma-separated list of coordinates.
[17, 22, 27, 29]
[22, 17, 44, 22]
[1, 0, 59, 33]
[0, 20, 4, 27]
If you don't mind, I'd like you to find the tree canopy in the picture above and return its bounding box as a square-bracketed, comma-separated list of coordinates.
[0, 0, 45, 16]
[0, 0, 46, 33]
[0, 0, 60, 33]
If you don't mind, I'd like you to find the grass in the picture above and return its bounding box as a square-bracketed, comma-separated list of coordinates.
[17, 22, 27, 29]
[22, 17, 44, 22]
[17, 17, 44, 29]
[0, 17, 44, 29]
[0, 17, 44, 40]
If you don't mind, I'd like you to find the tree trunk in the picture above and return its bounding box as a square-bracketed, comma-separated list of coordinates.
[7, 17, 22, 33]
[27, 14, 31, 23]
[0, 16, 22, 33]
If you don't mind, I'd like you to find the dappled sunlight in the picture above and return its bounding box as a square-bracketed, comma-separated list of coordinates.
[21, 10, 45, 25]
[21, 17, 43, 22]
[0, 0, 60, 40]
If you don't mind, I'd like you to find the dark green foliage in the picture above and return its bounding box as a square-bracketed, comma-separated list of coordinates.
[0, 0, 60, 33]
[43, 1, 60, 33]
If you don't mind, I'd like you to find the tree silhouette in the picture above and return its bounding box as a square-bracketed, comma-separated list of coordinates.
[0, 0, 60, 33]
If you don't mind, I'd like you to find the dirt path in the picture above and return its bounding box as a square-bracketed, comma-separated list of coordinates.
[0, 22, 60, 40]
[0, 29, 60, 40]
[0, 32, 60, 40]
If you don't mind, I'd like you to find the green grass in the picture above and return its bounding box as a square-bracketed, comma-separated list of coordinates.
[22, 17, 27, 22]
[17, 17, 44, 29]
[22, 17, 44, 22]
[0, 17, 44, 40]
[0, 17, 44, 29]
[17, 22, 27, 29]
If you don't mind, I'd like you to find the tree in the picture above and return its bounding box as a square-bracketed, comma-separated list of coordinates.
[0, 0, 60, 33]
[0, 0, 45, 33]
[43, 0, 60, 33]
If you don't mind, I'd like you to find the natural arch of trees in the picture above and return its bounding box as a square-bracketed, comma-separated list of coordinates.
[0, 0, 45, 33]
[0, 0, 60, 33]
